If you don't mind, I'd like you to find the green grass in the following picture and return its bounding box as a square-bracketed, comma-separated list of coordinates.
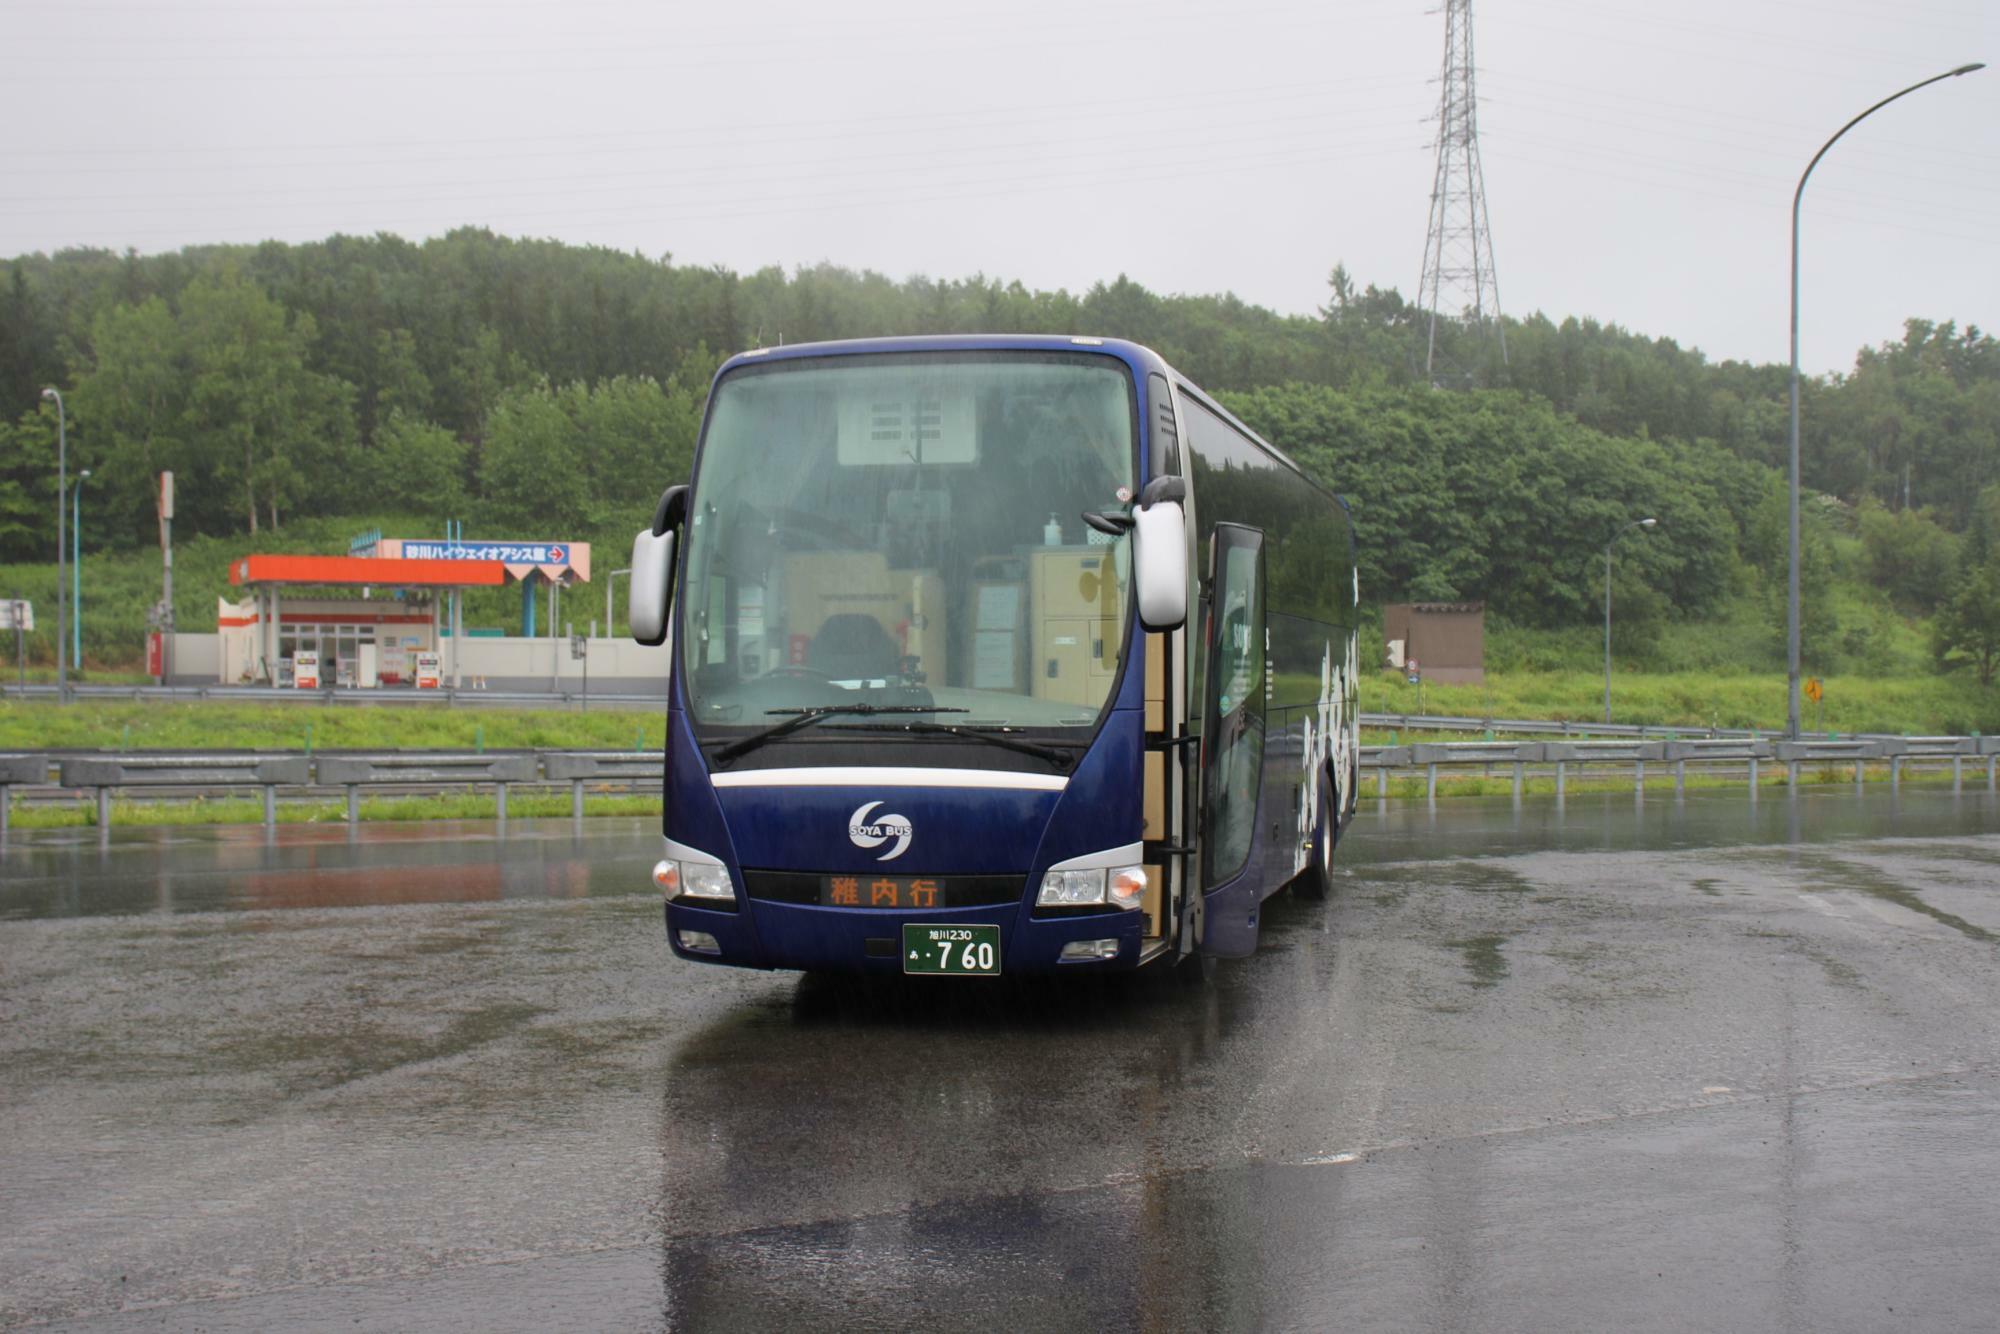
[4, 661, 1994, 754]
[1361, 669, 2000, 736]
[5, 791, 663, 830]
[0, 699, 665, 751]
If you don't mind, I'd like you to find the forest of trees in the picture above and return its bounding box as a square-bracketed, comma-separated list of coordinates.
[1, 228, 1995, 678]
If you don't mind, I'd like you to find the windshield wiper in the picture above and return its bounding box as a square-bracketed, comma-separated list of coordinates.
[711, 705, 969, 764]
[837, 720, 1078, 768]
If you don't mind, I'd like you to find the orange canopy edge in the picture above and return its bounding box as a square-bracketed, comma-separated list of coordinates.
[229, 555, 508, 588]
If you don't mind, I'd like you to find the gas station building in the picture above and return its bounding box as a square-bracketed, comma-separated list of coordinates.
[215, 540, 598, 689]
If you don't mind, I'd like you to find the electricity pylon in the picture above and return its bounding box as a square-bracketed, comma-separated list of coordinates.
[1418, 0, 1505, 385]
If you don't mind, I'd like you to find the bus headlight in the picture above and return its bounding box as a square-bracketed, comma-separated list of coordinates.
[1037, 863, 1147, 910]
[1038, 868, 1106, 906]
[655, 843, 735, 904]
[678, 861, 736, 902]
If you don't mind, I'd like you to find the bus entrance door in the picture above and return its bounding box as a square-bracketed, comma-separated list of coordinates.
[1196, 524, 1268, 956]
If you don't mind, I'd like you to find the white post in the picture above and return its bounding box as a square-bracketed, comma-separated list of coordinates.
[268, 587, 282, 688]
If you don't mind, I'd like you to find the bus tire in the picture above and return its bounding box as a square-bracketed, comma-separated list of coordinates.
[1296, 775, 1336, 902]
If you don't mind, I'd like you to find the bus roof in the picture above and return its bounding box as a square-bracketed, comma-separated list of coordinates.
[708, 334, 1330, 506]
[714, 334, 1167, 378]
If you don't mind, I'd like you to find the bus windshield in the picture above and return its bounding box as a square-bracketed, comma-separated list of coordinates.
[681, 351, 1137, 742]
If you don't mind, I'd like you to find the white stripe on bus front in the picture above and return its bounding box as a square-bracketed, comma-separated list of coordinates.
[711, 767, 1069, 791]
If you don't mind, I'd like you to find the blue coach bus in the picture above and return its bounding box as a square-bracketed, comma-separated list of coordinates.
[629, 336, 1357, 977]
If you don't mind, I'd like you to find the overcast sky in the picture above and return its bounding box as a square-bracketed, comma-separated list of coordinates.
[2, 0, 1992, 374]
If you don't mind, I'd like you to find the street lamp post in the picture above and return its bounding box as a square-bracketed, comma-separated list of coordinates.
[72, 469, 91, 676]
[1604, 517, 1657, 724]
[39, 388, 65, 701]
[1788, 63, 1984, 739]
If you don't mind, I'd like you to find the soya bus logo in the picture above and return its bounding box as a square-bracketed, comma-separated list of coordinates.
[848, 801, 913, 861]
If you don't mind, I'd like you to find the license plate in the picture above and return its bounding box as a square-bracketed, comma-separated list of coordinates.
[903, 923, 1001, 976]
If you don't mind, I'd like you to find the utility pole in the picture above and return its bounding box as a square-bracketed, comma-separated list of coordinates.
[72, 469, 90, 675]
[1786, 63, 1983, 739]
[159, 472, 175, 686]
[40, 388, 66, 702]
[1417, 0, 1505, 386]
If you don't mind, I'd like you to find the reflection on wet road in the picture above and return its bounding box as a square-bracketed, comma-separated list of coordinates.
[3, 790, 1998, 1330]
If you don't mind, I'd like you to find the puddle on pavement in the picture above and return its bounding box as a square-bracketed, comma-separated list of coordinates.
[1348, 860, 1534, 905]
[212, 1002, 552, 1093]
[1786, 852, 1996, 945]
[1443, 933, 1511, 988]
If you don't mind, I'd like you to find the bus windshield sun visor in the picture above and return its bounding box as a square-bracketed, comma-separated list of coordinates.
[709, 705, 1076, 768]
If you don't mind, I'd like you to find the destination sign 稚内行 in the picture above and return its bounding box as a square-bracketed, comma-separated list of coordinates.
[821, 875, 947, 909]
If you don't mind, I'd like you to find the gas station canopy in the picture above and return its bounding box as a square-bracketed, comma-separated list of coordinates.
[229, 555, 507, 589]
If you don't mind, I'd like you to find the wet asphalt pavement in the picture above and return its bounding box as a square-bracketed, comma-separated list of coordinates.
[3, 788, 1998, 1331]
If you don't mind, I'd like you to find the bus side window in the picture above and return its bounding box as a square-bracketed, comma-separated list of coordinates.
[1149, 372, 1182, 477]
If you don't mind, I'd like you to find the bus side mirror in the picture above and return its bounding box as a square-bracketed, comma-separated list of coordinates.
[1133, 499, 1187, 631]
[630, 484, 688, 646]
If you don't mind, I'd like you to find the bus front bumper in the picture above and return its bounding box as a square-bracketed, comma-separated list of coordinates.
[664, 898, 1146, 974]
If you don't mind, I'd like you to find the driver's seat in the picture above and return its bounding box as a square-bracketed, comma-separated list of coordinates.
[807, 615, 900, 681]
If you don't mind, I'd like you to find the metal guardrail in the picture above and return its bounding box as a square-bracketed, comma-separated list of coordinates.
[1358, 712, 1990, 744]
[1356, 735, 1999, 802]
[543, 751, 662, 822]
[59, 754, 311, 831]
[2, 748, 667, 841]
[0, 753, 49, 841]
[2, 735, 1995, 841]
[315, 753, 538, 823]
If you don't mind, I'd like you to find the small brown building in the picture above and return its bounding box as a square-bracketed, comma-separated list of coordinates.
[1383, 602, 1485, 685]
